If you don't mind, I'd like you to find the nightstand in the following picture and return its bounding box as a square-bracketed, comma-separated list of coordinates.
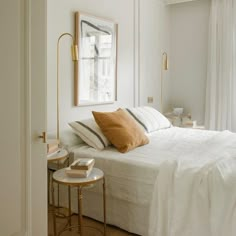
[47, 148, 69, 206]
[164, 112, 191, 127]
[164, 112, 205, 129]
[51, 167, 106, 236]
[181, 117, 205, 129]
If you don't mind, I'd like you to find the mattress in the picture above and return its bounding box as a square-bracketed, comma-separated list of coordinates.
[62, 127, 236, 236]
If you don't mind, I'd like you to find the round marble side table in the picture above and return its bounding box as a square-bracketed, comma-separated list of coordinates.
[51, 167, 106, 236]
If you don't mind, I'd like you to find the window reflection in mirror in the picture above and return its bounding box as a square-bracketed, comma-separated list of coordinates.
[75, 12, 117, 106]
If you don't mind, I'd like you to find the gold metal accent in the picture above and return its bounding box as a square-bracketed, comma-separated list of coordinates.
[68, 186, 71, 230]
[71, 44, 78, 61]
[162, 52, 168, 70]
[52, 184, 57, 236]
[57, 33, 78, 141]
[78, 187, 83, 235]
[51, 170, 106, 236]
[160, 52, 168, 113]
[103, 178, 107, 236]
[114, 24, 118, 101]
[38, 131, 47, 143]
[74, 12, 79, 106]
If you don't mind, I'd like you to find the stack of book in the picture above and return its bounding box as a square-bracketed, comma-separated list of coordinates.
[47, 139, 59, 155]
[65, 158, 95, 178]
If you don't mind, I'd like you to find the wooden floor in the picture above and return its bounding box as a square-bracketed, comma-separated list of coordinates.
[48, 208, 137, 236]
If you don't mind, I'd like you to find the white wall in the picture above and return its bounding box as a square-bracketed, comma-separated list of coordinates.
[169, 0, 210, 125]
[139, 0, 171, 111]
[47, 0, 170, 134]
[47, 0, 136, 134]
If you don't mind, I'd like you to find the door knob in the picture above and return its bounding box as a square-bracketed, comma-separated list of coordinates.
[39, 131, 47, 143]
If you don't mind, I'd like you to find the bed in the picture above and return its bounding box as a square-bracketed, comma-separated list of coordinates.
[60, 107, 236, 236]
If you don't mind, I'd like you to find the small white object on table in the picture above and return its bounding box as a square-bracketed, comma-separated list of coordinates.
[164, 112, 205, 129]
[164, 112, 190, 127]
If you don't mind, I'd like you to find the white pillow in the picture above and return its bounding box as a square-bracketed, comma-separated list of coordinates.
[68, 119, 110, 150]
[60, 129, 83, 148]
[125, 106, 171, 133]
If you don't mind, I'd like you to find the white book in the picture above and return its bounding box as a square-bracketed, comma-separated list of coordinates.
[70, 158, 95, 170]
[65, 166, 93, 178]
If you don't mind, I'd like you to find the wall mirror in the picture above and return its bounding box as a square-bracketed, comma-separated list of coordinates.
[74, 12, 118, 106]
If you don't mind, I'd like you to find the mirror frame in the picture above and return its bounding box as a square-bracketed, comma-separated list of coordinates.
[74, 11, 118, 106]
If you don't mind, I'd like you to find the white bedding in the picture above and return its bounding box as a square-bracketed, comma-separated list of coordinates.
[70, 127, 236, 236]
[149, 129, 236, 236]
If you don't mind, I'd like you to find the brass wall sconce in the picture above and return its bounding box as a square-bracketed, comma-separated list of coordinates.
[160, 52, 168, 113]
[57, 33, 78, 141]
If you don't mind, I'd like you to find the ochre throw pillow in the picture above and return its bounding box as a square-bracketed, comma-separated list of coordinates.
[92, 109, 149, 153]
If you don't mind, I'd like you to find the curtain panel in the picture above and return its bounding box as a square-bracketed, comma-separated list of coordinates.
[205, 0, 236, 131]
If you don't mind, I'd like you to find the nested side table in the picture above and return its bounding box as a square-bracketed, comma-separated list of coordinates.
[47, 148, 69, 206]
[51, 167, 106, 236]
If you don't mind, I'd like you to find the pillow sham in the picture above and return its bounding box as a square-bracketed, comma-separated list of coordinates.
[125, 106, 171, 133]
[60, 129, 83, 149]
[68, 119, 110, 150]
[92, 109, 149, 153]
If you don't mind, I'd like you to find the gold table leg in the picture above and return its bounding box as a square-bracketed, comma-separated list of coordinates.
[103, 178, 106, 236]
[78, 186, 83, 236]
[57, 160, 60, 207]
[68, 186, 71, 231]
[52, 181, 57, 236]
[47, 169, 50, 205]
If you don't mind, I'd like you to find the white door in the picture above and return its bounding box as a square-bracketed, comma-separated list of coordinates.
[27, 0, 48, 235]
[0, 0, 47, 235]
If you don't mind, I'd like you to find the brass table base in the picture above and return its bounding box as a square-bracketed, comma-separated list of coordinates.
[51, 169, 106, 236]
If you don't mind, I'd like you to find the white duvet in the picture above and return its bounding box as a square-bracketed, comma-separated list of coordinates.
[149, 130, 236, 236]
[71, 127, 236, 236]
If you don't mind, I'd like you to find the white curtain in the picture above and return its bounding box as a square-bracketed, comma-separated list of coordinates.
[205, 0, 236, 132]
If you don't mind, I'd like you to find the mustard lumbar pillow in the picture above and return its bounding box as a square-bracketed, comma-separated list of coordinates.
[92, 109, 149, 153]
